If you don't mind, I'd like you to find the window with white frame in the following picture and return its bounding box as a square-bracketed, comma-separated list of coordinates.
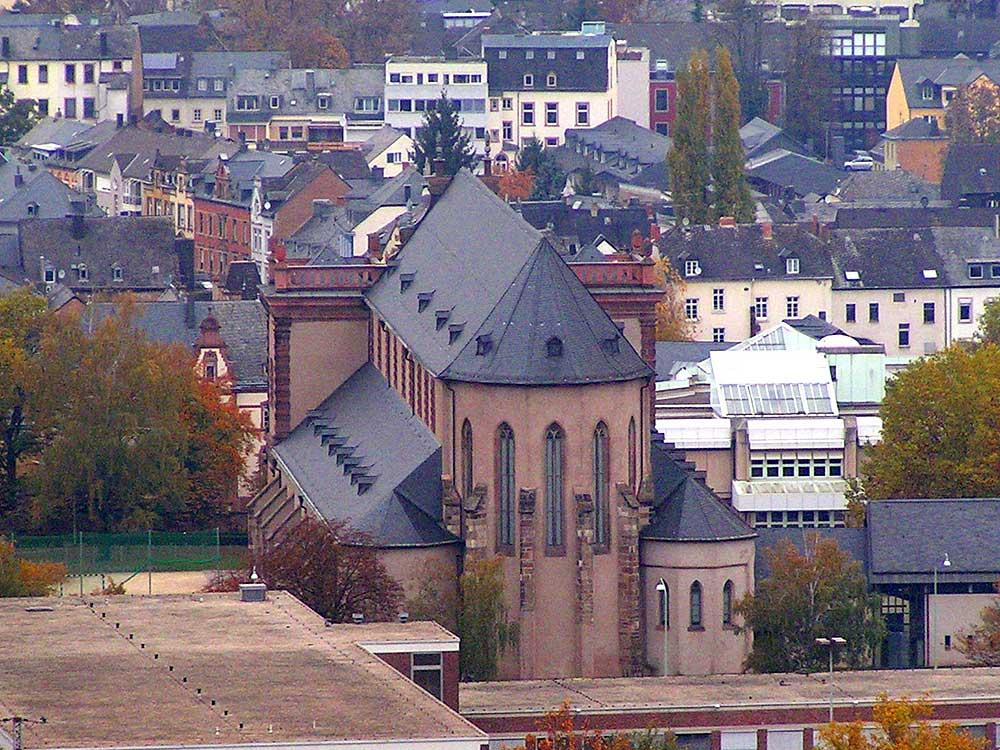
[959, 298, 973, 322]
[786, 295, 799, 318]
[410, 653, 443, 701]
[193, 109, 202, 121]
[754, 296, 768, 319]
[684, 298, 699, 321]
[711, 287, 724, 311]
[521, 101, 534, 125]
[270, 95, 280, 109]
[547, 72, 557, 87]
[576, 101, 590, 126]
[712, 327, 725, 343]
[523, 73, 534, 88]
[502, 97, 512, 110]
[684, 259, 701, 277]
[749, 451, 844, 479]
[786, 256, 800, 275]
[545, 102, 558, 126]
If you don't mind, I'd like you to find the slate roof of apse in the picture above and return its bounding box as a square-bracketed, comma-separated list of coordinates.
[746, 149, 845, 198]
[834, 206, 1000, 229]
[0, 24, 136, 60]
[644, 431, 755, 542]
[227, 67, 385, 121]
[654, 340, 730, 381]
[915, 18, 1000, 57]
[893, 58, 1000, 110]
[754, 527, 867, 581]
[941, 144, 1000, 201]
[658, 224, 835, 281]
[516, 200, 651, 251]
[834, 170, 940, 203]
[480, 33, 610, 94]
[273, 363, 456, 548]
[882, 117, 947, 141]
[18, 216, 178, 291]
[868, 498, 1000, 582]
[365, 170, 651, 385]
[828, 227, 945, 289]
[80, 300, 267, 390]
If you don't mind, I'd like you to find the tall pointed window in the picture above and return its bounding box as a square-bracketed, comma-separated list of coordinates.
[723, 580, 734, 626]
[544, 424, 564, 549]
[593, 422, 610, 547]
[690, 581, 703, 628]
[461, 420, 473, 501]
[497, 423, 515, 548]
[627, 416, 637, 491]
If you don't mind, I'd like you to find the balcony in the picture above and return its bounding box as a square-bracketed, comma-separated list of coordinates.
[272, 264, 384, 292]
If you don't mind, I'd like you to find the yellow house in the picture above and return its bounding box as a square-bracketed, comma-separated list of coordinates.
[887, 58, 1000, 131]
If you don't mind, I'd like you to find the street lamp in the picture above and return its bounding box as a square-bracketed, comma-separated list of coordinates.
[815, 636, 847, 723]
[656, 578, 668, 676]
[932, 553, 951, 669]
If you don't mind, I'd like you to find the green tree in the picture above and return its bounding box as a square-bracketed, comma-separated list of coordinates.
[736, 535, 884, 673]
[945, 81, 1000, 144]
[517, 139, 567, 199]
[0, 86, 37, 145]
[458, 557, 518, 681]
[862, 345, 1000, 500]
[976, 296, 1000, 344]
[711, 47, 753, 222]
[667, 50, 712, 224]
[414, 95, 476, 176]
[0, 289, 50, 529]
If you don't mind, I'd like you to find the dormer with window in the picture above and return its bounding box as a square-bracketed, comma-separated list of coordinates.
[112, 264, 123, 282]
[76, 264, 88, 282]
[523, 73, 534, 88]
[785, 256, 800, 275]
[236, 95, 260, 112]
[546, 72, 557, 88]
[546, 336, 563, 357]
[921, 82, 934, 101]
[684, 258, 701, 277]
[43, 264, 54, 284]
[269, 95, 281, 109]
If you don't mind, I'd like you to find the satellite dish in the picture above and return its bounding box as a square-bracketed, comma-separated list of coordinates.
[58, 270, 65, 279]
[263, 201, 271, 210]
[682, 217, 690, 226]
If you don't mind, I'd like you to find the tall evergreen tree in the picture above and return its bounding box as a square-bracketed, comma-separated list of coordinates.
[711, 47, 754, 222]
[667, 50, 712, 224]
[413, 95, 475, 176]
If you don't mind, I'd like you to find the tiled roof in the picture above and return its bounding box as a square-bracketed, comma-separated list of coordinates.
[942, 143, 1000, 201]
[0, 168, 95, 223]
[365, 170, 651, 386]
[829, 227, 945, 289]
[868, 498, 1000, 582]
[273, 363, 458, 547]
[73, 125, 235, 177]
[834, 169, 939, 203]
[516, 200, 652, 253]
[834, 206, 999, 229]
[644, 431, 755, 542]
[226, 66, 384, 122]
[746, 149, 845, 198]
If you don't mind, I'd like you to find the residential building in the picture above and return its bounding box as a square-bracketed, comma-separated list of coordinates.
[226, 66, 385, 148]
[886, 57, 1000, 132]
[0, 23, 141, 123]
[658, 222, 835, 342]
[516, 199, 657, 257]
[143, 153, 211, 238]
[384, 56, 489, 154]
[9, 115, 117, 167]
[482, 30, 619, 149]
[762, 0, 924, 19]
[615, 44, 649, 129]
[361, 125, 414, 177]
[880, 117, 949, 183]
[70, 124, 237, 215]
[142, 50, 291, 133]
[250, 169, 667, 680]
[12, 213, 183, 299]
[0, 591, 487, 750]
[941, 143, 1000, 207]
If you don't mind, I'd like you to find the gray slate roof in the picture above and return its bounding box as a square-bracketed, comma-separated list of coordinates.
[481, 33, 610, 94]
[227, 66, 384, 122]
[273, 363, 457, 548]
[80, 300, 266, 390]
[882, 117, 947, 141]
[868, 499, 1000, 583]
[754, 527, 867, 582]
[893, 58, 1000, 110]
[0, 165, 94, 223]
[834, 170, 939, 204]
[746, 149, 845, 199]
[73, 125, 235, 177]
[834, 206, 999, 229]
[516, 200, 651, 254]
[654, 340, 729, 381]
[644, 431, 755, 542]
[0, 24, 135, 61]
[740, 117, 807, 160]
[829, 227, 946, 289]
[365, 170, 651, 386]
[942, 144, 1000, 201]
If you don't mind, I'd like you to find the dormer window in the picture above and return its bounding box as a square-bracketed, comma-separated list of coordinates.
[26, 202, 38, 217]
[786, 257, 800, 275]
[43, 266, 54, 283]
[448, 323, 464, 344]
[77, 264, 88, 281]
[204, 351, 218, 381]
[435, 309, 450, 330]
[417, 290, 434, 312]
[525, 50, 534, 59]
[546, 336, 563, 357]
[601, 336, 620, 354]
[546, 72, 557, 87]
[476, 334, 493, 355]
[969, 263, 985, 279]
[921, 83, 934, 101]
[400, 272, 415, 292]
[112, 265, 123, 281]
[684, 259, 701, 277]
[523, 73, 534, 88]
[270, 95, 280, 109]
[317, 95, 329, 109]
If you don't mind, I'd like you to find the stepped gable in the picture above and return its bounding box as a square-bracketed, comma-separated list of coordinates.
[366, 169, 651, 386]
[644, 431, 755, 542]
[272, 364, 457, 548]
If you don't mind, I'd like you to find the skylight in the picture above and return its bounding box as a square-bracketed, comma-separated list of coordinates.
[922, 269, 938, 279]
[721, 382, 834, 417]
[845, 270, 861, 281]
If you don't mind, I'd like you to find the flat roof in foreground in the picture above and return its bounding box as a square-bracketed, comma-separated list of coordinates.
[0, 592, 483, 749]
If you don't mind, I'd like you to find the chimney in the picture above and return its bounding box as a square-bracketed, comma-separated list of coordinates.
[312, 198, 334, 218]
[718, 216, 736, 228]
[1, 37, 9, 58]
[810, 214, 819, 237]
[761, 221, 773, 240]
[630, 228, 643, 252]
[431, 157, 446, 176]
[99, 31, 107, 56]
[238, 568, 266, 602]
[14, 167, 23, 188]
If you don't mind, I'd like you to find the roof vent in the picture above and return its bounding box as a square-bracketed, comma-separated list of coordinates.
[417, 290, 434, 312]
[239, 575, 266, 603]
[476, 334, 493, 355]
[400, 272, 415, 292]
[448, 323, 465, 344]
[546, 336, 564, 357]
[435, 309, 451, 330]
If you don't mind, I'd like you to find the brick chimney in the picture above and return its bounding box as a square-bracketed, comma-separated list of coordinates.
[761, 221, 773, 240]
[718, 216, 736, 228]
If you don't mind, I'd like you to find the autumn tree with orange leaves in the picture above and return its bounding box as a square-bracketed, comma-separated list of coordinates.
[513, 702, 679, 750]
[653, 257, 692, 341]
[820, 694, 987, 750]
[0, 536, 64, 597]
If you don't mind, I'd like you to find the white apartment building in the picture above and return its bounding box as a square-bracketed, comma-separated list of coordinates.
[0, 23, 140, 123]
[384, 56, 488, 155]
[482, 29, 619, 150]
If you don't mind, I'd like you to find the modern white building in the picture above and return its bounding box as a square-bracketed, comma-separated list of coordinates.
[384, 56, 488, 155]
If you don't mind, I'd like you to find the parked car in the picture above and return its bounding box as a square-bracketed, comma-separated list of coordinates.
[844, 153, 875, 171]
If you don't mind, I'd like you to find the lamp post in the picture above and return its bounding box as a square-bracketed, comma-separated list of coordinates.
[815, 636, 847, 723]
[656, 578, 668, 676]
[931, 553, 951, 669]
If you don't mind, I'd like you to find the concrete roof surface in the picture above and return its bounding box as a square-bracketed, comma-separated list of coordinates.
[0, 592, 482, 748]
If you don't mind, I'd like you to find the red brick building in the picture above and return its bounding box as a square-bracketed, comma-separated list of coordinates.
[194, 160, 252, 281]
[649, 72, 785, 137]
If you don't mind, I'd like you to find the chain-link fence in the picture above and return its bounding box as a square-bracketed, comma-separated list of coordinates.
[10, 530, 248, 595]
